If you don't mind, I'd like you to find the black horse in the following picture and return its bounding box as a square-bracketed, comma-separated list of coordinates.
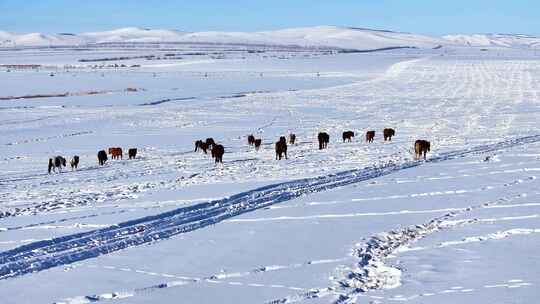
[247, 135, 256, 146]
[289, 133, 296, 145]
[97, 150, 108, 166]
[366, 131, 375, 143]
[48, 156, 66, 174]
[318, 132, 330, 150]
[254, 139, 262, 151]
[342, 131, 355, 142]
[128, 148, 137, 159]
[275, 138, 288, 160]
[211, 144, 225, 163]
[383, 128, 395, 141]
[195, 140, 209, 154]
[70, 155, 79, 170]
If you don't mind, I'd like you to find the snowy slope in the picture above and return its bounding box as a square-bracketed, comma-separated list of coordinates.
[1, 26, 445, 50]
[175, 26, 446, 49]
[81, 27, 188, 43]
[0, 31, 87, 47]
[3, 26, 540, 50]
[443, 33, 540, 48]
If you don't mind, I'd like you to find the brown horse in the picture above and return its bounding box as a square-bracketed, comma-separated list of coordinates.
[108, 147, 123, 160]
[247, 134, 256, 146]
[342, 131, 354, 142]
[128, 148, 137, 159]
[366, 131, 375, 143]
[254, 139, 262, 151]
[275, 138, 288, 160]
[318, 132, 330, 150]
[414, 140, 431, 160]
[211, 144, 225, 163]
[383, 128, 395, 141]
[289, 133, 296, 145]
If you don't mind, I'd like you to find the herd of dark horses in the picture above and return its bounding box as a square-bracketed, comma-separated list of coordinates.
[48, 148, 138, 173]
[48, 127, 431, 174]
[243, 128, 430, 162]
[194, 137, 225, 163]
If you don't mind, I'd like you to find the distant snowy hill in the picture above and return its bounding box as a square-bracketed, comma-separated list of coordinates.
[0, 31, 87, 47]
[1, 26, 539, 50]
[174, 26, 446, 50]
[443, 33, 540, 49]
[81, 27, 188, 43]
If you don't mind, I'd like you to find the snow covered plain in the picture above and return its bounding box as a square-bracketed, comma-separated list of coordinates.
[1, 39, 540, 304]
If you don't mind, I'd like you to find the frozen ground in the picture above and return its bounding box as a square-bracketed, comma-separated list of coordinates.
[0, 43, 539, 304]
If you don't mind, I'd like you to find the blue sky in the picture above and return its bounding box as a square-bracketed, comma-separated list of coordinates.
[1, 0, 538, 35]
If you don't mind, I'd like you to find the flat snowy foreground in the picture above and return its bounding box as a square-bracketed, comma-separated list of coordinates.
[0, 45, 539, 303]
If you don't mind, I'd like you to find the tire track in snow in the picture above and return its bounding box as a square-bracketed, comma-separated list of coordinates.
[1, 134, 540, 281]
[230, 178, 531, 216]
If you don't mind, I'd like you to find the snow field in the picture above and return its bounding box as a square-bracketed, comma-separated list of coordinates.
[0, 48, 539, 303]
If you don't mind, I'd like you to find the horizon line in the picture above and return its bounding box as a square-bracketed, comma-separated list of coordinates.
[1, 25, 538, 38]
